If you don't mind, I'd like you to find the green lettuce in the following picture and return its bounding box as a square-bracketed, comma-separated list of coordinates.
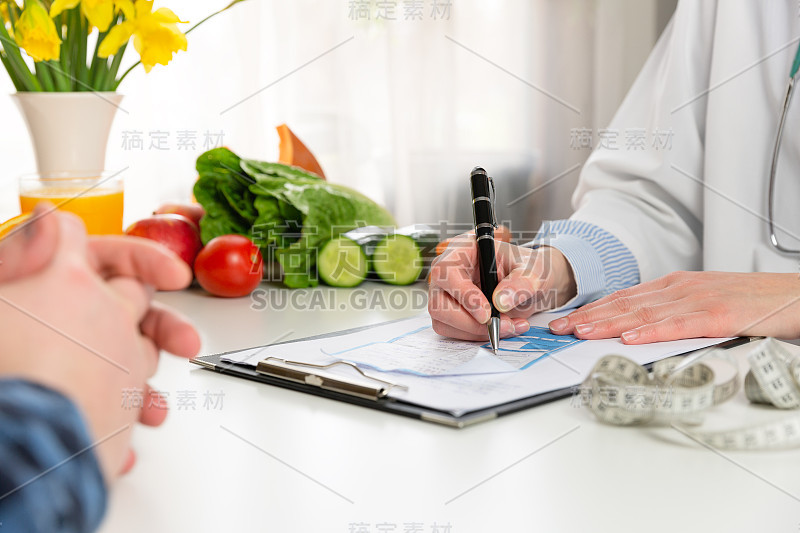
[193, 147, 396, 288]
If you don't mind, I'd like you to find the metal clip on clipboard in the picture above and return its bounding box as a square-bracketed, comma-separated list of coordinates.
[255, 358, 408, 401]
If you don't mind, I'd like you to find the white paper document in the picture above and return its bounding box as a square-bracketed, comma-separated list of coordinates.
[221, 312, 731, 416]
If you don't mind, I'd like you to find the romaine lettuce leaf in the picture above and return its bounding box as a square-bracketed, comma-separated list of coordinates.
[194, 147, 396, 288]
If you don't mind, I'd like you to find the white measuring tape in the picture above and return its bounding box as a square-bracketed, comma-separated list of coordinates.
[578, 338, 800, 450]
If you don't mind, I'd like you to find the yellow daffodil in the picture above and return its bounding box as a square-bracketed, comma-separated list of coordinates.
[98, 0, 186, 72]
[14, 0, 61, 62]
[49, 0, 133, 33]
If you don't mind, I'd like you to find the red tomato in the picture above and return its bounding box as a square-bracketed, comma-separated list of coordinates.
[194, 235, 264, 297]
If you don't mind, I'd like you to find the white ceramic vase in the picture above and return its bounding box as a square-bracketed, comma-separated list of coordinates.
[12, 92, 124, 175]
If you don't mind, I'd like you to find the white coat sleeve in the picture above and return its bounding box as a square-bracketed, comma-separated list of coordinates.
[569, 0, 718, 282]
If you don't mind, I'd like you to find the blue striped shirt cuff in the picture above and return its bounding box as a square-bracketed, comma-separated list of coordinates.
[0, 379, 107, 533]
[529, 220, 640, 310]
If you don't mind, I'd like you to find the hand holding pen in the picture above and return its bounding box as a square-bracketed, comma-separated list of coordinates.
[427, 167, 577, 342]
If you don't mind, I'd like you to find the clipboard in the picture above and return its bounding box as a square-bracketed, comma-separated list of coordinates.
[190, 320, 759, 428]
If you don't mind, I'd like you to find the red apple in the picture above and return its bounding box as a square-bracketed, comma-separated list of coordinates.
[153, 203, 205, 229]
[125, 214, 203, 268]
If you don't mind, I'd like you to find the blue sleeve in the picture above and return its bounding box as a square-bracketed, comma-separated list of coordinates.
[529, 219, 640, 310]
[0, 380, 107, 533]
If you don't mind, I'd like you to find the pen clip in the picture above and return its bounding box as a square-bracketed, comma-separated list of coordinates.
[488, 176, 498, 228]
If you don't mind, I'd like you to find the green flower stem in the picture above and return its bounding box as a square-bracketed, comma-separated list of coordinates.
[47, 12, 71, 92]
[186, 0, 247, 36]
[7, 1, 19, 26]
[34, 59, 54, 90]
[58, 11, 68, 76]
[68, 8, 80, 90]
[104, 41, 125, 91]
[77, 9, 88, 89]
[60, 11, 73, 86]
[0, 52, 24, 90]
[89, 53, 106, 89]
[93, 57, 107, 89]
[64, 7, 81, 90]
[48, 60, 69, 90]
[114, 57, 136, 88]
[88, 28, 107, 89]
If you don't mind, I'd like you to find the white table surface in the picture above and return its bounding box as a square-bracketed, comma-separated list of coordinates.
[98, 281, 800, 533]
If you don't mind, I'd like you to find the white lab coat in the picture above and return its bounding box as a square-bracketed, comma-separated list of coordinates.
[572, 0, 800, 282]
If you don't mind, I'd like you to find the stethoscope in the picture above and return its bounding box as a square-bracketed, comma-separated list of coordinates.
[768, 40, 800, 253]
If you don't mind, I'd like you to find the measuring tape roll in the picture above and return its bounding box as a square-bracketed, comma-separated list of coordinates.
[579, 338, 800, 450]
[744, 338, 800, 408]
[583, 352, 737, 426]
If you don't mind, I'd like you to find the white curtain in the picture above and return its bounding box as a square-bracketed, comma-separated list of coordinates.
[0, 0, 674, 232]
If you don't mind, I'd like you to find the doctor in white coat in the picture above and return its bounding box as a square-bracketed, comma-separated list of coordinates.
[428, 0, 800, 344]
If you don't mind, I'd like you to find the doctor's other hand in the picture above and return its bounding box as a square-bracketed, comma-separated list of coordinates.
[0, 205, 200, 482]
[549, 271, 800, 343]
[428, 235, 577, 341]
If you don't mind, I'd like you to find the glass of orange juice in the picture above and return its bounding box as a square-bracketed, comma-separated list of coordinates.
[19, 173, 124, 235]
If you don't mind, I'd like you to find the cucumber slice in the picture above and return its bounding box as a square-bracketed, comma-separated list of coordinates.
[344, 224, 438, 280]
[371, 234, 423, 285]
[317, 236, 368, 287]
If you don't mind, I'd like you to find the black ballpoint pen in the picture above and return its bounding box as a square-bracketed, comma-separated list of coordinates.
[469, 166, 500, 354]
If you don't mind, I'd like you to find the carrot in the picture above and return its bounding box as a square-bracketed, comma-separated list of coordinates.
[276, 124, 326, 179]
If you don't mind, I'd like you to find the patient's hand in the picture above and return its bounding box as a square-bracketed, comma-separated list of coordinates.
[0, 205, 200, 481]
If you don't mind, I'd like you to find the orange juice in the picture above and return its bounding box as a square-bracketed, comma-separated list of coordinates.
[20, 187, 124, 235]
